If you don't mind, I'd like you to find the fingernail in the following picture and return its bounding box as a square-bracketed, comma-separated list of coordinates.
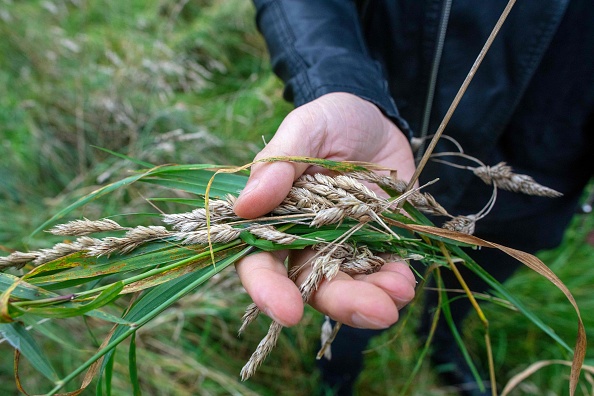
[351, 313, 388, 329]
[263, 306, 286, 326]
[239, 178, 260, 198]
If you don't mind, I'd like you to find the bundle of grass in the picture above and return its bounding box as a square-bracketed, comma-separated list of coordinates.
[0, 156, 586, 395]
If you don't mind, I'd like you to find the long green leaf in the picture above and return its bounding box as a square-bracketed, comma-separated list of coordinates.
[129, 332, 141, 396]
[105, 348, 115, 396]
[31, 172, 152, 237]
[438, 276, 485, 390]
[0, 273, 58, 300]
[85, 310, 135, 325]
[92, 146, 155, 169]
[0, 322, 60, 382]
[46, 246, 252, 395]
[30, 164, 239, 238]
[26, 244, 202, 286]
[16, 282, 124, 318]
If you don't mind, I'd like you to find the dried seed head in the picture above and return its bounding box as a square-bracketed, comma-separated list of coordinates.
[0, 251, 39, 270]
[347, 171, 449, 216]
[332, 174, 380, 202]
[299, 256, 327, 303]
[473, 162, 563, 198]
[86, 226, 171, 257]
[336, 196, 372, 218]
[313, 243, 355, 259]
[442, 215, 477, 235]
[176, 224, 240, 245]
[49, 218, 126, 236]
[238, 303, 260, 336]
[322, 257, 342, 280]
[33, 242, 83, 265]
[162, 209, 208, 232]
[162, 198, 239, 232]
[347, 171, 408, 194]
[271, 202, 314, 216]
[240, 321, 283, 381]
[407, 191, 449, 216]
[286, 186, 333, 210]
[248, 225, 298, 245]
[341, 246, 386, 275]
[311, 207, 345, 227]
[75, 236, 102, 248]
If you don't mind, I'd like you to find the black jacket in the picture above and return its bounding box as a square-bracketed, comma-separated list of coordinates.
[254, 0, 594, 251]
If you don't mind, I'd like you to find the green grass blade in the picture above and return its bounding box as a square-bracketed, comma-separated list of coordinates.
[20, 316, 81, 350]
[26, 244, 201, 286]
[85, 310, 135, 325]
[438, 281, 485, 390]
[122, 245, 244, 294]
[92, 146, 155, 169]
[140, 172, 247, 197]
[0, 273, 58, 300]
[140, 178, 233, 198]
[129, 332, 141, 396]
[453, 245, 573, 353]
[105, 348, 115, 396]
[0, 322, 60, 382]
[46, 246, 253, 395]
[15, 282, 124, 319]
[147, 197, 206, 207]
[31, 172, 155, 237]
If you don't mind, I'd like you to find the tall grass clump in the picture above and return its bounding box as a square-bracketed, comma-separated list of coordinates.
[0, 0, 290, 248]
[0, 155, 588, 395]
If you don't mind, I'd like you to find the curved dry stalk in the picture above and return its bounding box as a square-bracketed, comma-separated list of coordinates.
[411, 133, 465, 154]
[501, 360, 594, 396]
[441, 183, 497, 235]
[406, 0, 518, 191]
[430, 151, 487, 169]
[438, 242, 496, 396]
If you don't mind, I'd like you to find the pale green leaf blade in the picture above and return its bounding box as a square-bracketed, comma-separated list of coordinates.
[47, 246, 252, 395]
[0, 273, 58, 300]
[19, 282, 124, 319]
[92, 146, 155, 168]
[129, 332, 141, 396]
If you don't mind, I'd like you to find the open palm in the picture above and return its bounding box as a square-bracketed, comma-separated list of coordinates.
[234, 92, 417, 329]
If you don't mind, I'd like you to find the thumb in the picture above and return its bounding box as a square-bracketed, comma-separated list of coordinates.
[233, 160, 302, 219]
[234, 112, 325, 219]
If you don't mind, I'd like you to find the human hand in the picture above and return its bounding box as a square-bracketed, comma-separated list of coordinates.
[234, 92, 417, 329]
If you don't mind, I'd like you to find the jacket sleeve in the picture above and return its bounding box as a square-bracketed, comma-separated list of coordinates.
[253, 0, 411, 136]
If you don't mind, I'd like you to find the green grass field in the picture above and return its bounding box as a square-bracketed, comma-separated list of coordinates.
[0, 1, 592, 395]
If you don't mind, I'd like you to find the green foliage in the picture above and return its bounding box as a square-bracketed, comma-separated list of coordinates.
[0, 0, 289, 249]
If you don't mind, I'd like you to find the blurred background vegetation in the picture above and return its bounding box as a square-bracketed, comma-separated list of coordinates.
[0, 0, 592, 395]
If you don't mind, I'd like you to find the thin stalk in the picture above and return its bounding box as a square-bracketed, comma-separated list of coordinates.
[11, 294, 75, 307]
[316, 322, 342, 360]
[438, 242, 496, 396]
[400, 265, 442, 396]
[406, 0, 517, 192]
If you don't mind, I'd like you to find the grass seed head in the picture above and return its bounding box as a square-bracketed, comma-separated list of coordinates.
[473, 162, 563, 197]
